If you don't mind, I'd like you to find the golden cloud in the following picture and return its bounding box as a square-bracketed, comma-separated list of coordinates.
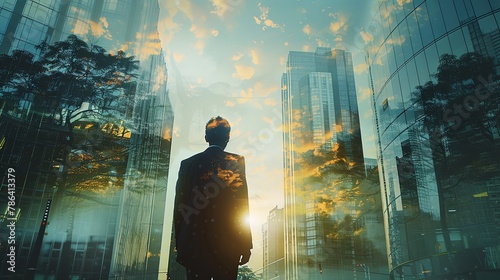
[255, 4, 283, 31]
[302, 24, 311, 35]
[232, 64, 255, 80]
[211, 29, 219, 37]
[264, 98, 277, 107]
[397, 0, 412, 6]
[359, 30, 374, 43]
[357, 86, 372, 101]
[387, 35, 405, 45]
[254, 82, 279, 97]
[210, 0, 235, 17]
[232, 53, 244, 61]
[190, 24, 207, 38]
[329, 13, 348, 33]
[354, 63, 369, 75]
[173, 52, 185, 62]
[279, 56, 286, 66]
[194, 40, 205, 55]
[250, 50, 259, 65]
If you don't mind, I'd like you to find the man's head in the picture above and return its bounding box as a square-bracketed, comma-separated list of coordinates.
[205, 116, 231, 148]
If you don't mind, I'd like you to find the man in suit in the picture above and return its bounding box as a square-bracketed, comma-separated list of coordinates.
[174, 116, 252, 280]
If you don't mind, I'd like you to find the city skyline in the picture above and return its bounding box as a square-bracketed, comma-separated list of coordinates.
[2, 0, 499, 279]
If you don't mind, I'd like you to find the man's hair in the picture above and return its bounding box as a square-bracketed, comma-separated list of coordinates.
[205, 116, 231, 144]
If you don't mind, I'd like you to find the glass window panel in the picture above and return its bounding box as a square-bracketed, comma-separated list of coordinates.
[393, 28, 405, 67]
[489, 0, 500, 10]
[440, 0, 460, 32]
[461, 27, 474, 53]
[472, 0, 491, 16]
[399, 65, 411, 99]
[426, 1, 446, 39]
[454, 0, 474, 22]
[448, 29, 468, 57]
[415, 52, 430, 84]
[406, 60, 419, 93]
[417, 5, 434, 47]
[436, 36, 452, 57]
[401, 19, 413, 61]
[408, 10, 423, 51]
[478, 14, 498, 33]
[424, 45, 440, 81]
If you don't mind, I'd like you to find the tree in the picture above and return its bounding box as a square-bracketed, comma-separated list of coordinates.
[410, 51, 500, 252]
[0, 35, 139, 121]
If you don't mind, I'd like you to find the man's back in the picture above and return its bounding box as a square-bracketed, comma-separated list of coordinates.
[173, 117, 252, 279]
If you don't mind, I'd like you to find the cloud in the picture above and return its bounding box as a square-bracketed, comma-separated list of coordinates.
[279, 56, 286, 66]
[238, 88, 253, 103]
[359, 30, 374, 43]
[397, 0, 412, 6]
[254, 82, 279, 97]
[302, 24, 311, 35]
[173, 52, 185, 62]
[255, 4, 284, 31]
[232, 64, 255, 80]
[210, 0, 234, 17]
[250, 50, 259, 65]
[264, 98, 277, 107]
[194, 40, 205, 55]
[354, 63, 369, 75]
[232, 53, 244, 61]
[357, 86, 372, 101]
[387, 35, 405, 45]
[190, 24, 207, 38]
[329, 13, 348, 34]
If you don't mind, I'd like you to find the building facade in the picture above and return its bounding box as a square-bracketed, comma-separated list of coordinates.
[282, 47, 385, 279]
[262, 206, 285, 280]
[0, 1, 173, 278]
[368, 0, 500, 279]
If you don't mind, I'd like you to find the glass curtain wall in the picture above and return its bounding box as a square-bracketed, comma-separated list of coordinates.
[0, 1, 173, 279]
[368, 0, 500, 279]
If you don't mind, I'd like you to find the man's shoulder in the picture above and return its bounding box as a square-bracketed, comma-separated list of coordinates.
[223, 151, 244, 161]
[180, 152, 204, 166]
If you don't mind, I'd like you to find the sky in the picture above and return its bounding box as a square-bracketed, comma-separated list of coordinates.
[157, 0, 378, 272]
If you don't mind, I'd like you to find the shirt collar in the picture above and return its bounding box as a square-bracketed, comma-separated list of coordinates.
[208, 145, 224, 150]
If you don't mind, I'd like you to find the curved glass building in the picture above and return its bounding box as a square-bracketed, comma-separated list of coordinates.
[368, 0, 500, 279]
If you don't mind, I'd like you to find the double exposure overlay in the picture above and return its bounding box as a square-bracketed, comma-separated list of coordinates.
[0, 0, 172, 278]
[0, 0, 499, 280]
[368, 0, 500, 279]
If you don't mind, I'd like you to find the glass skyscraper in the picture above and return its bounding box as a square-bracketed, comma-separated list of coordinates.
[0, 1, 173, 278]
[368, 0, 500, 279]
[282, 48, 386, 279]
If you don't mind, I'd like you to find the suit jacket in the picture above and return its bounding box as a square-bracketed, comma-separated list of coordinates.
[174, 146, 252, 273]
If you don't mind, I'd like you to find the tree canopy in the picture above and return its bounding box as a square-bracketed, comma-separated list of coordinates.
[0, 35, 139, 119]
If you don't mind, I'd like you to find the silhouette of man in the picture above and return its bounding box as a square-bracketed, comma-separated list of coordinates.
[174, 116, 252, 280]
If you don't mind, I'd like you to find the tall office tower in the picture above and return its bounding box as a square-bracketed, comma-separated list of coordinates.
[0, 1, 173, 278]
[262, 206, 285, 280]
[282, 48, 386, 280]
[367, 0, 500, 279]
